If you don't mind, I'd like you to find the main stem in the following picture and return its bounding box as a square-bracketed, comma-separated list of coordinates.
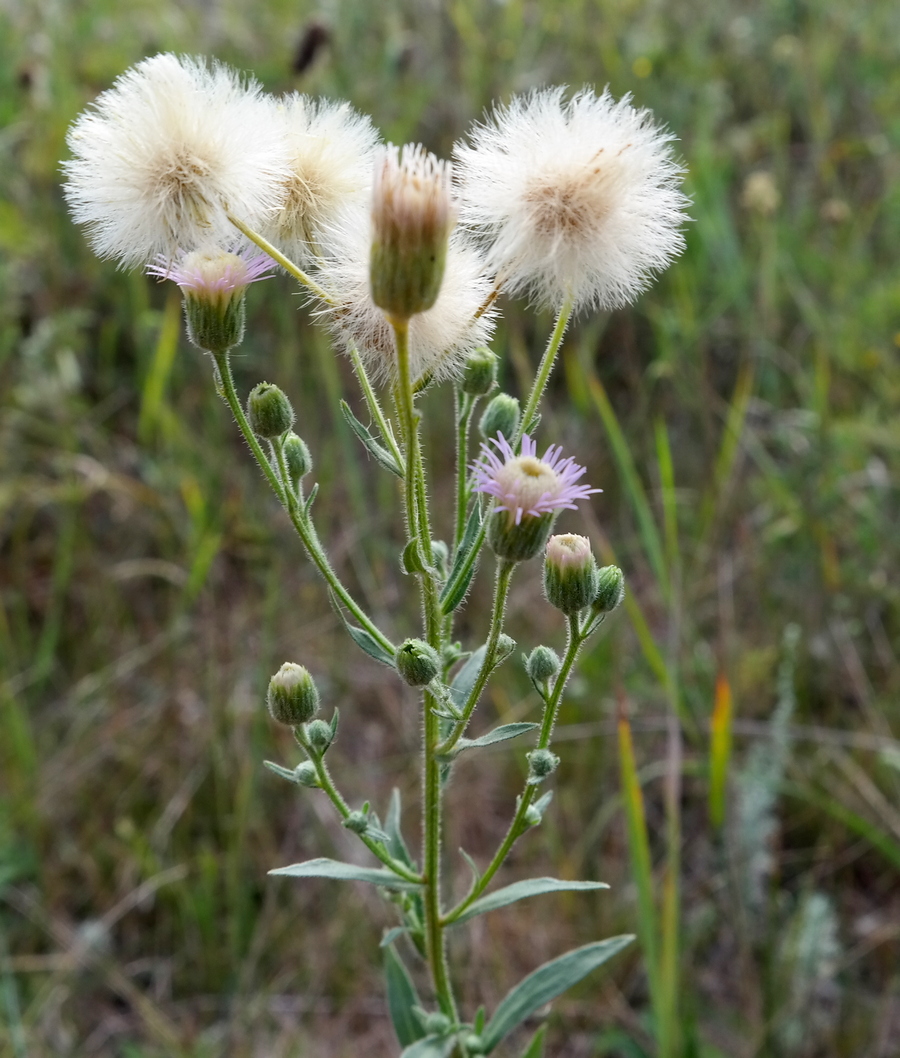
[391, 318, 457, 1021]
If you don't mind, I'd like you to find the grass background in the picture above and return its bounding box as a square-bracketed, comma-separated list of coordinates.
[1, 0, 899, 1055]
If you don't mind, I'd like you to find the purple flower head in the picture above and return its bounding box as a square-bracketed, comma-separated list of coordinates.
[147, 247, 274, 353]
[147, 247, 274, 301]
[472, 433, 600, 525]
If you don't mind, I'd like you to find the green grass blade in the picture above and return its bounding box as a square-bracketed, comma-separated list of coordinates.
[709, 673, 734, 830]
[587, 372, 669, 600]
[616, 708, 662, 1022]
[138, 289, 181, 444]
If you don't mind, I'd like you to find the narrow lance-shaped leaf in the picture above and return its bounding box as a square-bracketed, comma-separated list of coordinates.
[269, 857, 420, 891]
[519, 1025, 547, 1058]
[455, 722, 538, 754]
[481, 936, 634, 1052]
[450, 877, 609, 927]
[384, 943, 426, 1047]
[385, 788, 416, 869]
[400, 1035, 458, 1058]
[329, 591, 395, 667]
[340, 399, 403, 477]
[448, 644, 487, 710]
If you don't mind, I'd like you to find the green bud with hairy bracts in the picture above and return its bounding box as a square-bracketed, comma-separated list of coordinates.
[527, 748, 560, 784]
[463, 1034, 486, 1054]
[247, 382, 294, 439]
[525, 645, 561, 686]
[487, 509, 555, 563]
[396, 638, 441, 686]
[343, 810, 369, 835]
[370, 145, 453, 321]
[544, 533, 600, 615]
[266, 662, 320, 726]
[479, 393, 520, 443]
[461, 347, 498, 397]
[424, 1012, 452, 1036]
[592, 565, 625, 614]
[293, 761, 320, 788]
[305, 718, 333, 753]
[282, 432, 312, 488]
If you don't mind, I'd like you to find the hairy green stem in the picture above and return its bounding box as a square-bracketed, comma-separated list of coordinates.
[213, 352, 394, 657]
[436, 559, 515, 756]
[515, 299, 574, 445]
[443, 614, 586, 924]
[453, 389, 476, 552]
[347, 340, 404, 470]
[226, 213, 334, 303]
[308, 749, 423, 884]
[390, 317, 457, 1021]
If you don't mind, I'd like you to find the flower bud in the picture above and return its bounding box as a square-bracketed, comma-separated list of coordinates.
[592, 565, 625, 614]
[543, 533, 599, 615]
[524, 803, 544, 826]
[487, 509, 555, 563]
[461, 347, 497, 397]
[293, 761, 320, 788]
[266, 663, 320, 726]
[282, 432, 312, 488]
[527, 748, 560, 783]
[305, 718, 333, 753]
[395, 638, 441, 686]
[424, 1012, 452, 1036]
[463, 1034, 486, 1054]
[479, 393, 520, 443]
[370, 144, 454, 321]
[343, 810, 369, 835]
[247, 383, 294, 439]
[525, 645, 561, 686]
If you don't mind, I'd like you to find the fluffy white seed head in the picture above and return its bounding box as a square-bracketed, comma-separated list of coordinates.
[454, 86, 690, 313]
[63, 53, 289, 267]
[314, 217, 496, 385]
[261, 94, 381, 264]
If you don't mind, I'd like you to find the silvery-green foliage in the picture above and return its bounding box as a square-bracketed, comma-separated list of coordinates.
[774, 891, 841, 1056]
[733, 624, 800, 908]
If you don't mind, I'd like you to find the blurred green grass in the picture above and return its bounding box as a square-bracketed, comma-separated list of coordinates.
[1, 0, 899, 1055]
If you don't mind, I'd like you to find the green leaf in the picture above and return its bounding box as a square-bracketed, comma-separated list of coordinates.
[520, 1024, 548, 1058]
[451, 878, 609, 927]
[269, 857, 421, 891]
[440, 504, 483, 613]
[400, 1035, 458, 1058]
[340, 399, 403, 477]
[456, 722, 539, 753]
[448, 645, 487, 710]
[329, 592, 395, 667]
[386, 788, 416, 870]
[380, 926, 409, 948]
[384, 943, 425, 1047]
[263, 760, 299, 783]
[481, 936, 634, 1052]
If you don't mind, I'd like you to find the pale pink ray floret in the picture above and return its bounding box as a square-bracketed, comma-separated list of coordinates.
[472, 433, 600, 525]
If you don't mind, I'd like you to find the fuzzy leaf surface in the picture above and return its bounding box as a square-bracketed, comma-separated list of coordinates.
[451, 878, 608, 927]
[269, 857, 420, 891]
[384, 943, 425, 1047]
[456, 722, 539, 753]
[482, 936, 634, 1051]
